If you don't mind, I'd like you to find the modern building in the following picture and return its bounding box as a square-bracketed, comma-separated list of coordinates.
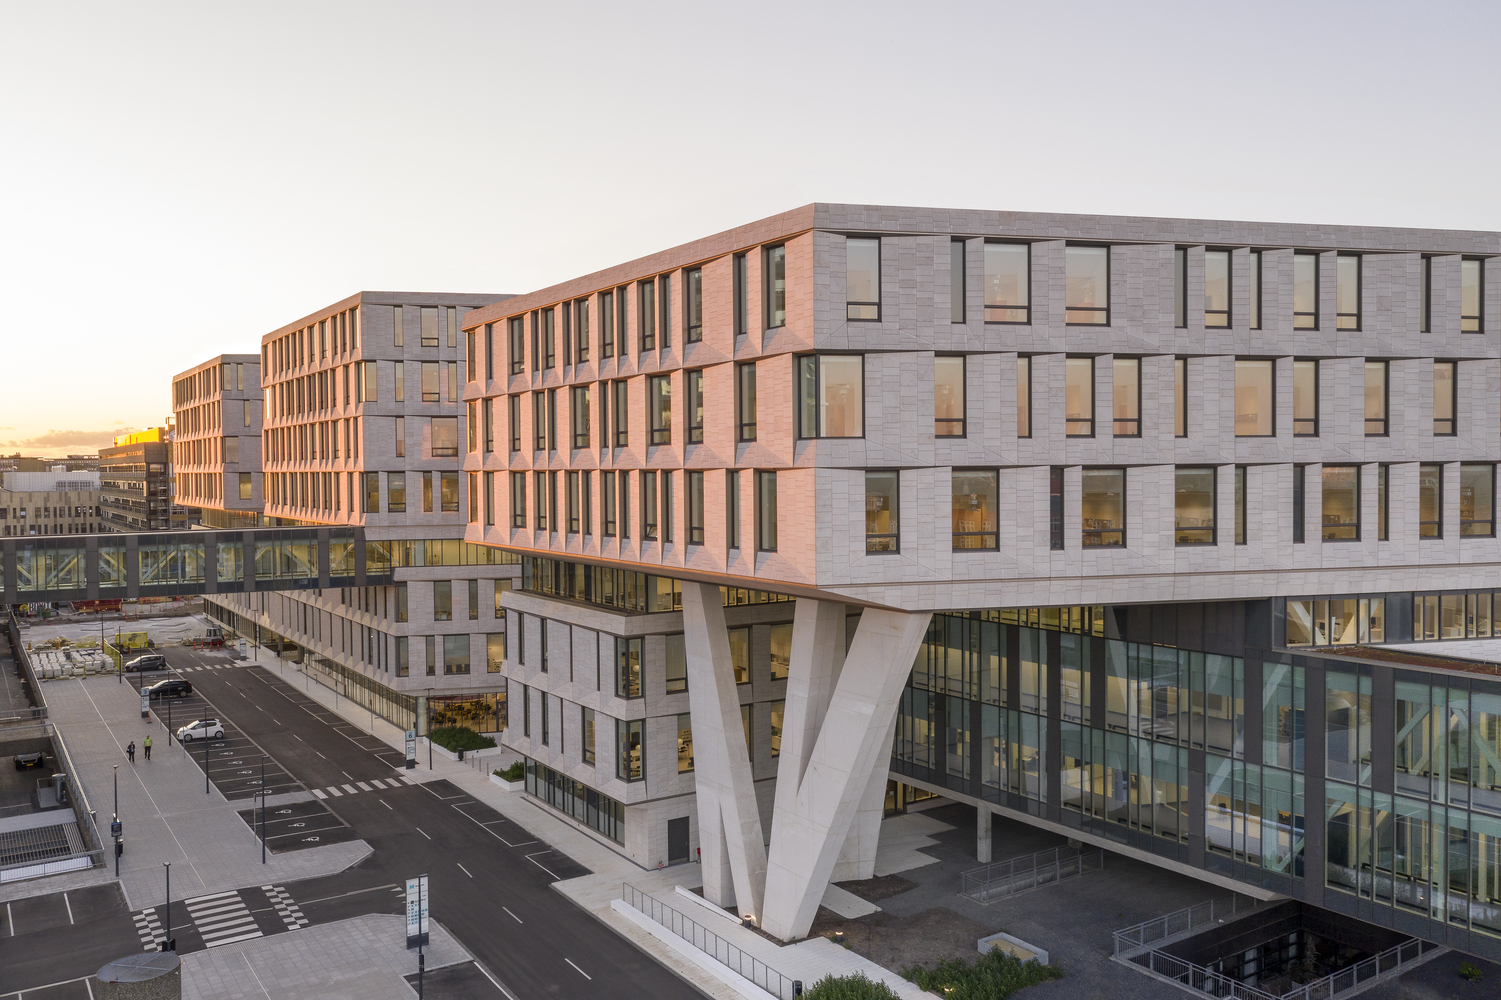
[0, 470, 101, 536]
[199, 292, 524, 730]
[457, 203, 1501, 959]
[172, 354, 264, 528]
[98, 429, 192, 532]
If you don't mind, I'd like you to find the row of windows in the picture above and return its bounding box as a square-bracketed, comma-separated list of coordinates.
[176, 399, 254, 438]
[179, 472, 255, 503]
[268, 359, 460, 419]
[266, 469, 462, 516]
[172, 362, 252, 406]
[265, 308, 360, 376]
[1, 523, 98, 536]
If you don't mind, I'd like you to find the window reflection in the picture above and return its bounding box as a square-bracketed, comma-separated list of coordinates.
[934, 356, 965, 436]
[865, 471, 899, 552]
[846, 238, 880, 320]
[1322, 466, 1359, 541]
[1234, 360, 1274, 437]
[951, 470, 998, 550]
[1065, 247, 1108, 324]
[1204, 250, 1230, 327]
[1293, 253, 1318, 329]
[984, 244, 1029, 322]
[1175, 468, 1215, 545]
[1065, 358, 1094, 436]
[1081, 468, 1125, 547]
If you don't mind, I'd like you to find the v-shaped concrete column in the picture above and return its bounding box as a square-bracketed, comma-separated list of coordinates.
[681, 582, 767, 919]
[761, 604, 931, 941]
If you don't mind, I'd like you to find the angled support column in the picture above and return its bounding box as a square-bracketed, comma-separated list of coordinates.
[762, 606, 931, 941]
[832, 751, 889, 882]
[682, 582, 767, 919]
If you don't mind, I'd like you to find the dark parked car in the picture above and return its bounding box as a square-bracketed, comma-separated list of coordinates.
[147, 678, 193, 700]
[14, 752, 45, 770]
[124, 654, 167, 673]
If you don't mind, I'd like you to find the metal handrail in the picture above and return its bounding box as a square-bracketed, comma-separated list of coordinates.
[621, 883, 795, 1000]
[49, 729, 102, 854]
[961, 845, 1104, 903]
[1113, 894, 1262, 956]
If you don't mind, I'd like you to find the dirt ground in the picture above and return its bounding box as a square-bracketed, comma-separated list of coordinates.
[809, 904, 994, 973]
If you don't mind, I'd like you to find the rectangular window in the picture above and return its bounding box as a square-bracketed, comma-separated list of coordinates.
[726, 470, 740, 550]
[393, 305, 404, 347]
[1112, 358, 1140, 436]
[950, 240, 965, 323]
[1292, 465, 1305, 543]
[1174, 467, 1215, 545]
[1234, 466, 1246, 544]
[615, 637, 641, 698]
[387, 472, 406, 513]
[364, 472, 380, 513]
[658, 273, 672, 349]
[1065, 357, 1094, 436]
[687, 370, 704, 444]
[665, 634, 687, 694]
[934, 356, 965, 437]
[1234, 359, 1274, 437]
[468, 579, 479, 621]
[602, 472, 617, 536]
[649, 375, 671, 445]
[508, 317, 525, 375]
[618, 470, 630, 539]
[1293, 253, 1318, 329]
[733, 253, 749, 336]
[1336, 255, 1361, 330]
[737, 363, 757, 441]
[561, 300, 571, 365]
[765, 245, 786, 328]
[467, 329, 477, 376]
[574, 299, 589, 362]
[1434, 361, 1456, 435]
[1173, 248, 1186, 328]
[638, 280, 656, 351]
[728, 628, 750, 683]
[1462, 464, 1495, 536]
[1050, 466, 1064, 550]
[1293, 360, 1318, 436]
[797, 355, 864, 438]
[508, 395, 521, 452]
[1065, 246, 1109, 325]
[1462, 259, 1483, 332]
[431, 416, 458, 457]
[441, 471, 459, 513]
[483, 323, 494, 381]
[394, 416, 406, 458]
[600, 290, 614, 357]
[1364, 360, 1388, 436]
[418, 306, 438, 347]
[541, 308, 555, 368]
[534, 471, 548, 531]
[662, 471, 674, 543]
[393, 361, 406, 402]
[572, 385, 591, 449]
[686, 472, 705, 544]
[613, 380, 629, 447]
[1017, 357, 1032, 438]
[1322, 465, 1359, 541]
[1378, 463, 1389, 541]
[239, 472, 252, 500]
[1203, 249, 1231, 327]
[443, 634, 470, 676]
[433, 580, 452, 621]
[484, 471, 494, 525]
[1075, 468, 1129, 552]
[532, 392, 546, 451]
[685, 268, 703, 342]
[1173, 358, 1187, 437]
[676, 713, 693, 772]
[1420, 463, 1443, 538]
[616, 719, 644, 781]
[479, 398, 491, 453]
[567, 471, 580, 533]
[846, 237, 880, 320]
[984, 243, 1029, 323]
[582, 707, 595, 763]
[1248, 250, 1262, 329]
[866, 470, 898, 552]
[642, 470, 658, 541]
[756, 471, 777, 551]
[951, 470, 998, 550]
[421, 361, 439, 402]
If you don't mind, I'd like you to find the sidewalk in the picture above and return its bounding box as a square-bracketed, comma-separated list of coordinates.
[0, 669, 371, 909]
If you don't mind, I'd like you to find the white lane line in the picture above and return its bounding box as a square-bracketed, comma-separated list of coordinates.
[316, 751, 327, 759]
[380, 800, 393, 811]
[63, 892, 73, 925]
[415, 827, 432, 840]
[502, 906, 522, 924]
[457, 862, 473, 878]
[342, 771, 353, 780]
[472, 961, 520, 1000]
[565, 958, 591, 980]
[6, 901, 12, 935]
[525, 851, 561, 880]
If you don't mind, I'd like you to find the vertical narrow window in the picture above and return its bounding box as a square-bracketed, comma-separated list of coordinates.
[433, 580, 452, 621]
[484, 471, 494, 526]
[649, 375, 671, 445]
[602, 472, 616, 536]
[1065, 246, 1109, 325]
[561, 298, 571, 365]
[737, 363, 757, 441]
[1462, 259, 1484, 332]
[600, 290, 614, 358]
[467, 329, 476, 377]
[1420, 257, 1431, 333]
[567, 471, 580, 533]
[1234, 466, 1246, 544]
[1050, 467, 1065, 551]
[1322, 466, 1359, 540]
[1292, 465, 1305, 543]
[572, 385, 591, 449]
[951, 470, 998, 550]
[508, 395, 521, 452]
[533, 471, 547, 530]
[687, 471, 704, 543]
[687, 370, 704, 444]
[615, 641, 640, 699]
[468, 579, 479, 620]
[661, 470, 674, 542]
[1065, 357, 1094, 436]
[1204, 250, 1230, 327]
[638, 280, 655, 351]
[1016, 357, 1032, 438]
[796, 355, 864, 438]
[547, 389, 557, 450]
[419, 307, 439, 347]
[614, 380, 629, 447]
[1293, 360, 1318, 436]
[529, 312, 539, 372]
[658, 273, 672, 349]
[1420, 464, 1443, 538]
[984, 243, 1030, 323]
[1461, 463, 1495, 536]
[575, 298, 589, 362]
[934, 356, 965, 437]
[508, 317, 525, 375]
[447, 361, 458, 402]
[617, 287, 629, 354]
[846, 238, 880, 320]
[1173, 248, 1186, 328]
[1336, 255, 1361, 330]
[726, 470, 740, 550]
[866, 471, 898, 552]
[765, 245, 786, 328]
[532, 393, 545, 451]
[394, 415, 405, 459]
[642, 470, 658, 541]
[950, 240, 966, 323]
[1112, 358, 1140, 436]
[583, 472, 594, 533]
[548, 470, 558, 534]
[1293, 253, 1318, 329]
[393, 305, 404, 347]
[542, 308, 556, 369]
[1248, 250, 1262, 329]
[1364, 361, 1388, 436]
[1174, 467, 1215, 545]
[1433, 361, 1456, 435]
[756, 471, 777, 551]
[1377, 464, 1389, 541]
[733, 254, 749, 335]
[394, 361, 406, 402]
[1080, 469, 1125, 547]
[1234, 360, 1274, 437]
[616, 719, 643, 780]
[1174, 358, 1187, 437]
[685, 268, 703, 342]
[422, 471, 433, 512]
[618, 470, 630, 538]
[582, 707, 595, 764]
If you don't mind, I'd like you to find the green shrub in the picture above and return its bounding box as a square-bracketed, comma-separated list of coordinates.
[1460, 961, 1483, 982]
[428, 726, 496, 752]
[803, 972, 903, 1000]
[494, 760, 524, 781]
[902, 946, 1063, 1000]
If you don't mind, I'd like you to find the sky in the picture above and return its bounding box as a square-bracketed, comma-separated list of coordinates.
[2, 1, 1498, 453]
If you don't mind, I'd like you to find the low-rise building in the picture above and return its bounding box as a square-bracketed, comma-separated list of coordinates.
[0, 469, 101, 536]
[98, 429, 185, 531]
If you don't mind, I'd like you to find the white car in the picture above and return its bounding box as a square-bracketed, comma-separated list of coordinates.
[176, 719, 224, 742]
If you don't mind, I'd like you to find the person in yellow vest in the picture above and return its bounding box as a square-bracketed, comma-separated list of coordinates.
[143, 735, 152, 760]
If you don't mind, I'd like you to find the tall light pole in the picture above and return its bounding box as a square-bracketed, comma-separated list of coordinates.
[112, 765, 120, 877]
[260, 755, 267, 864]
[203, 723, 210, 795]
[426, 688, 433, 770]
[163, 862, 173, 952]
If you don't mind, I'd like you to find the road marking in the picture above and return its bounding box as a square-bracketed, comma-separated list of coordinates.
[316, 751, 327, 759]
[132, 906, 166, 951]
[380, 800, 393, 811]
[367, 778, 388, 788]
[6, 902, 11, 936]
[293, 734, 304, 742]
[341, 783, 357, 794]
[260, 885, 309, 931]
[415, 826, 432, 840]
[327, 786, 343, 796]
[503, 906, 522, 923]
[342, 771, 353, 780]
[311, 788, 327, 799]
[355, 781, 373, 791]
[63, 892, 73, 925]
[471, 961, 521, 1000]
[457, 862, 473, 878]
[526, 851, 561, 880]
[565, 958, 591, 980]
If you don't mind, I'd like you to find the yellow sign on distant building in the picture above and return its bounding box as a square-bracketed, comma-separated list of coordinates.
[113, 428, 167, 447]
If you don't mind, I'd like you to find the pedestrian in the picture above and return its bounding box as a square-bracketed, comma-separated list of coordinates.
[127, 741, 136, 763]
[143, 735, 152, 761]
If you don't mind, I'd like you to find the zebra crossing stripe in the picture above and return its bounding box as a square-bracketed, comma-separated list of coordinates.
[186, 890, 262, 947]
[261, 884, 310, 931]
[132, 907, 165, 952]
[355, 781, 373, 791]
[327, 785, 343, 796]
[311, 788, 327, 799]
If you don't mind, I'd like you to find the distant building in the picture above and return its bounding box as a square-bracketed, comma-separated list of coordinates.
[173, 354, 265, 529]
[0, 474, 101, 535]
[97, 428, 191, 531]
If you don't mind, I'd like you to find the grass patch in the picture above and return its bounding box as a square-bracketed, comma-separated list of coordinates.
[902, 946, 1063, 999]
[428, 726, 496, 752]
[494, 761, 524, 781]
[803, 972, 903, 999]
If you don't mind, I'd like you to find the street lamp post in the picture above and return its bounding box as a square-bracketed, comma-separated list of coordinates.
[163, 862, 173, 952]
[426, 688, 433, 770]
[112, 765, 120, 877]
[260, 755, 267, 864]
[203, 723, 210, 795]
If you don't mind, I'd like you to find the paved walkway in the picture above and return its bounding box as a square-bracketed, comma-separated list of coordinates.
[0, 669, 371, 909]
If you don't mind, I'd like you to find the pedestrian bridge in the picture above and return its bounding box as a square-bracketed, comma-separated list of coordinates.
[0, 527, 393, 604]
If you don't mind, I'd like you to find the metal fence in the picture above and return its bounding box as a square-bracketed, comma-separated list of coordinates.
[1113, 894, 1263, 957]
[961, 845, 1104, 903]
[621, 883, 796, 1000]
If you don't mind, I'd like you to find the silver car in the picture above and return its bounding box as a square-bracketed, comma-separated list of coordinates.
[175, 719, 224, 742]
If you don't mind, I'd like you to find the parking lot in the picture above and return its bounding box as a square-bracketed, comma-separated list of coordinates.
[236, 798, 358, 853]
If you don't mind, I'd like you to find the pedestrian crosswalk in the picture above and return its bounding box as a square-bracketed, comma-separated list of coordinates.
[261, 884, 309, 931]
[132, 906, 166, 951]
[177, 663, 243, 672]
[185, 889, 262, 947]
[310, 774, 415, 799]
